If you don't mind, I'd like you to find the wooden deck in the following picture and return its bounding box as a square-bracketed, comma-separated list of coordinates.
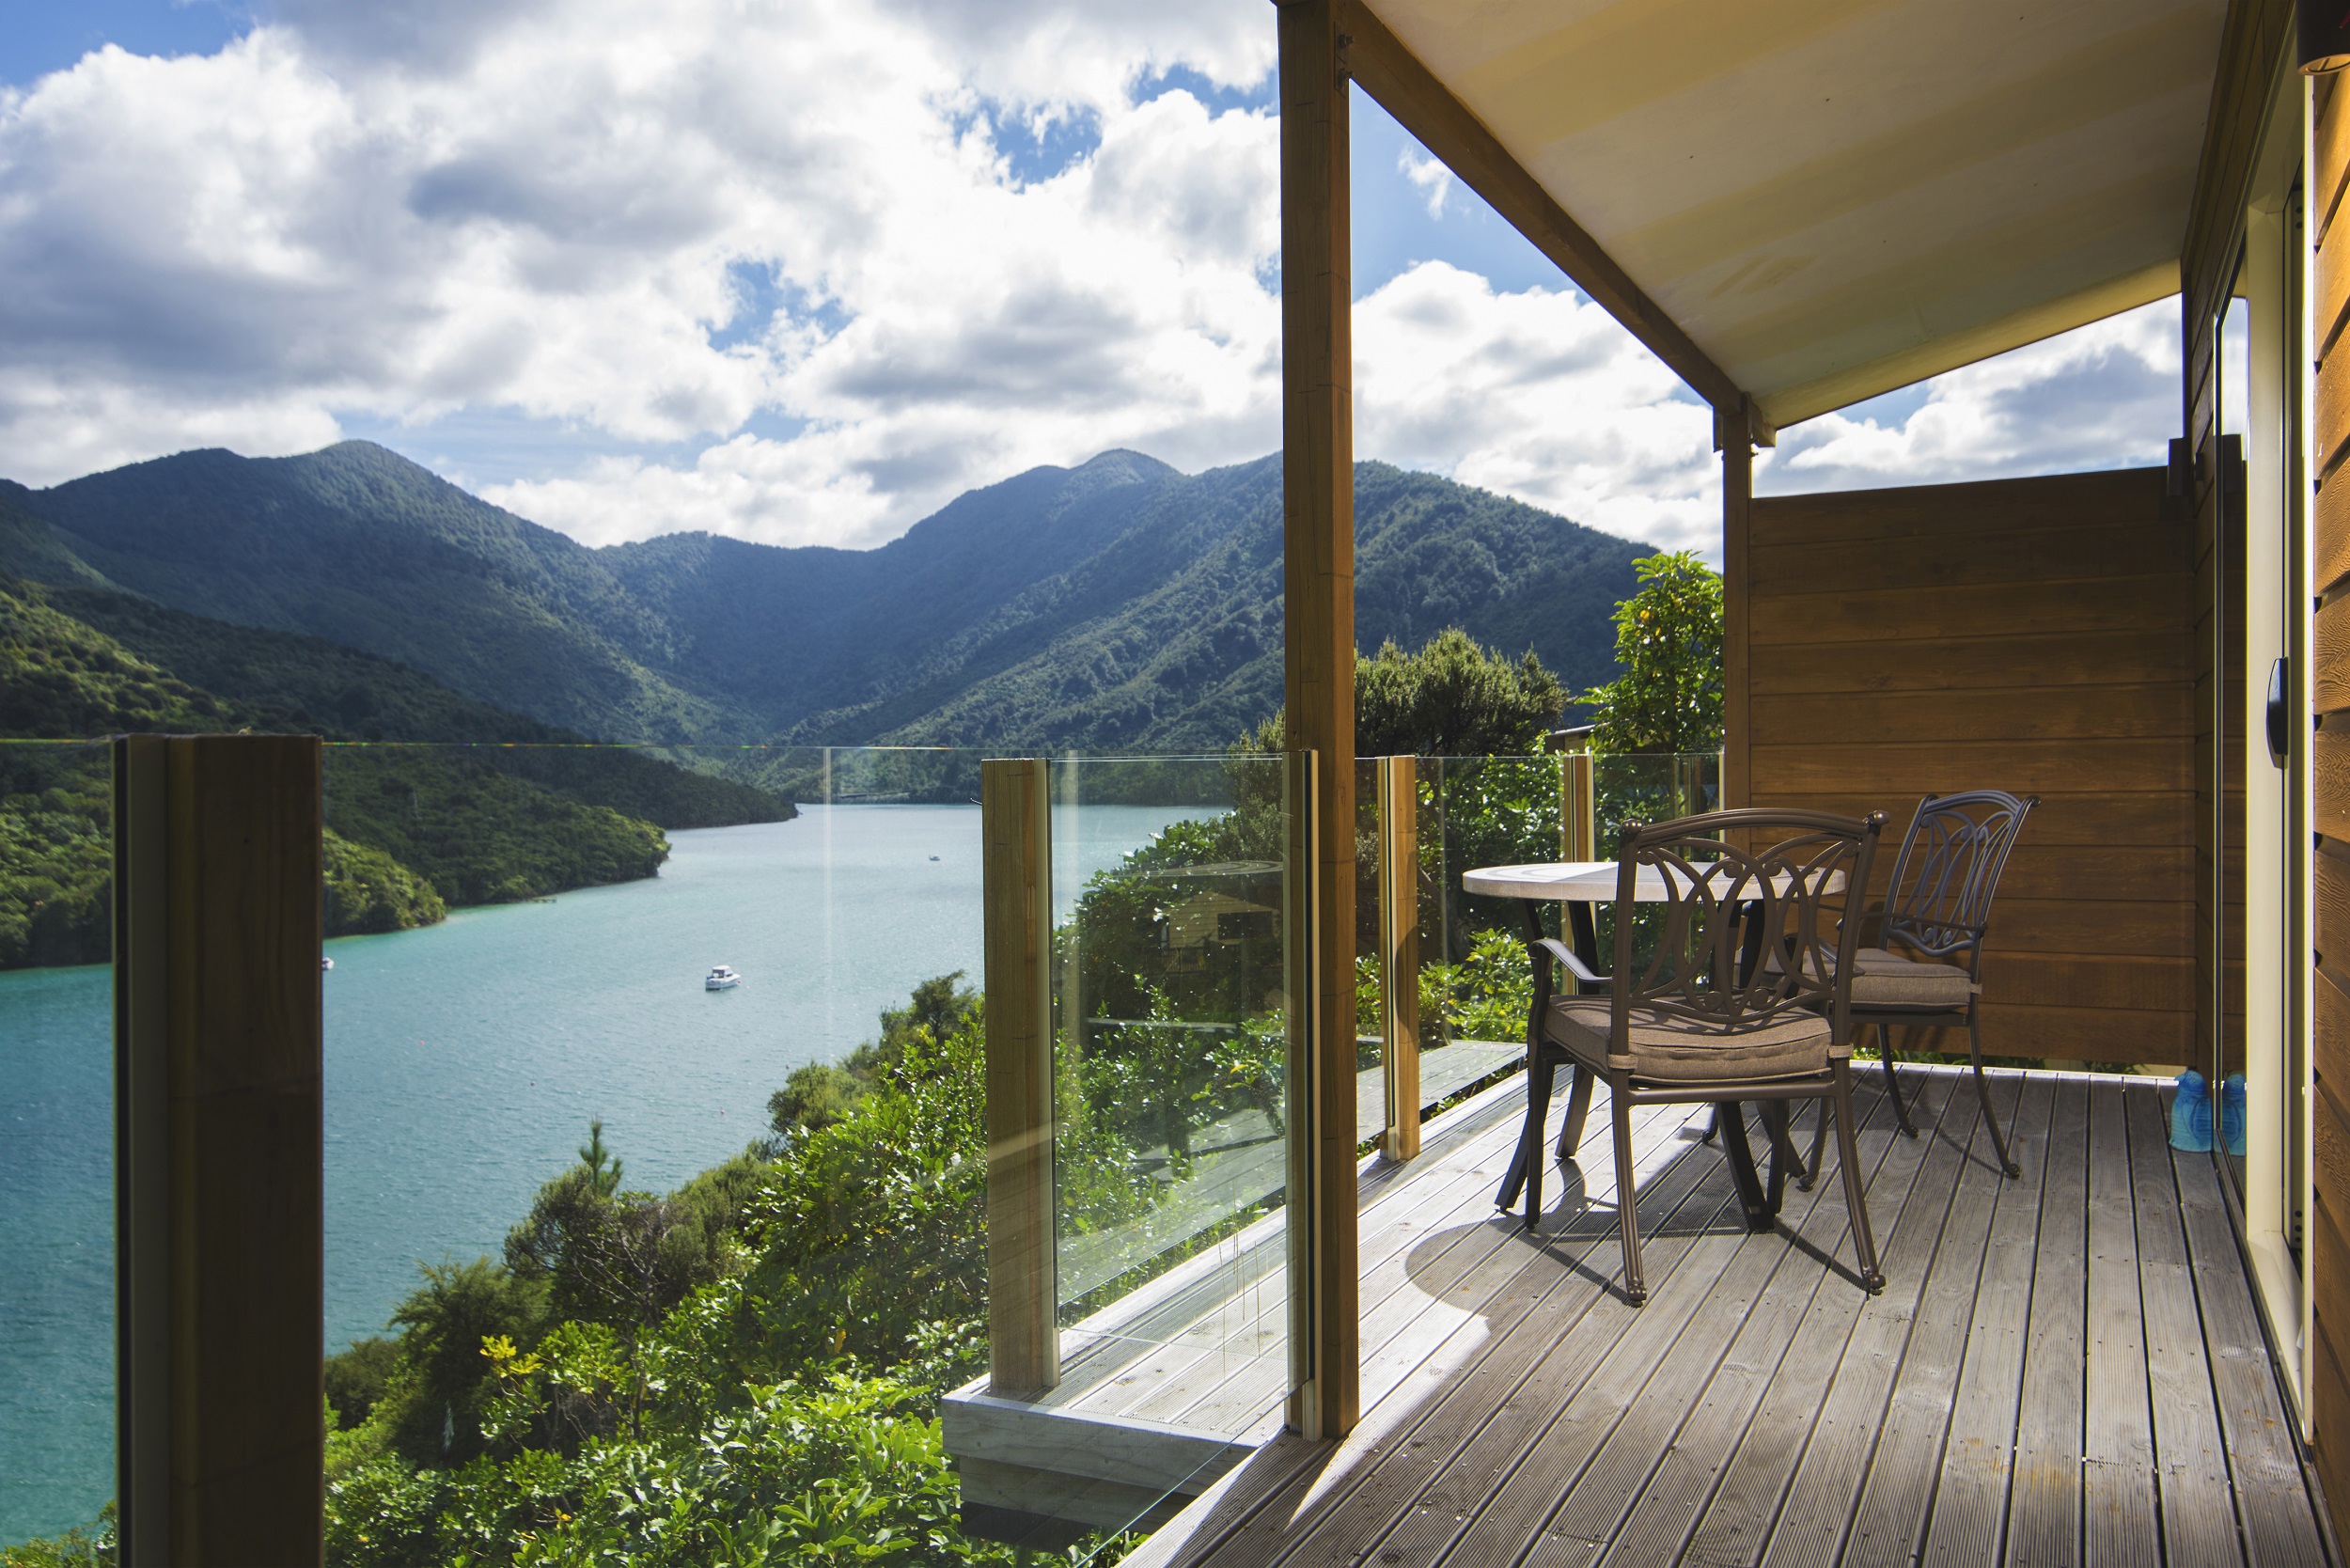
[1075, 1064, 2332, 1567]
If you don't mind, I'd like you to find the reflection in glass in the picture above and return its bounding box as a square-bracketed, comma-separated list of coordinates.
[0, 742, 115, 1547]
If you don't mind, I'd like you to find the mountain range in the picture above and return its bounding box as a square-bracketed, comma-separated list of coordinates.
[0, 441, 1650, 750]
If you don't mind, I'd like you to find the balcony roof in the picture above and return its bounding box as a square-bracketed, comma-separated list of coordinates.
[1355, 0, 2230, 428]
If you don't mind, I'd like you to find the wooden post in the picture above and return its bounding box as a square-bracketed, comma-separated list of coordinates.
[1278, 0, 1358, 1441]
[981, 758, 1057, 1397]
[1378, 758, 1419, 1162]
[1560, 751, 1595, 861]
[1720, 402, 1755, 813]
[115, 734, 323, 1568]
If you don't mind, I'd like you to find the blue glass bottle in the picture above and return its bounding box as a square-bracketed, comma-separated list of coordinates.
[2170, 1070, 2213, 1152]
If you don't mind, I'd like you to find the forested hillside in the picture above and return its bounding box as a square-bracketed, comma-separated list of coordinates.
[0, 443, 1647, 750]
[0, 449, 751, 743]
[0, 576, 793, 965]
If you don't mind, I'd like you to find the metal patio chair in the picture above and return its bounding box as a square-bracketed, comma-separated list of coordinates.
[1511, 808, 1887, 1306]
[1803, 789, 2038, 1184]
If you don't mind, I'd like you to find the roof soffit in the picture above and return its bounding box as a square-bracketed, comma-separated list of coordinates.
[1360, 0, 2228, 424]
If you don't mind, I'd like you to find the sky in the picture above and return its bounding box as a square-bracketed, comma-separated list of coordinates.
[0, 0, 2184, 560]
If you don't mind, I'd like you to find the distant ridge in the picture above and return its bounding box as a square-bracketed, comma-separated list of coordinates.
[0, 441, 1651, 748]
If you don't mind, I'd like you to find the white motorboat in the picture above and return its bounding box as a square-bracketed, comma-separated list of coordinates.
[704, 965, 742, 991]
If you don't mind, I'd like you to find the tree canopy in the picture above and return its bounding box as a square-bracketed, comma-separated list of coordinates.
[1243, 626, 1565, 759]
[1574, 551, 1723, 754]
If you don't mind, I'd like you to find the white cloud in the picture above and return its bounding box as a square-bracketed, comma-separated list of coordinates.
[1761, 297, 2181, 494]
[0, 0, 1280, 544]
[1354, 262, 1720, 555]
[0, 5, 2184, 556]
[1399, 143, 1450, 219]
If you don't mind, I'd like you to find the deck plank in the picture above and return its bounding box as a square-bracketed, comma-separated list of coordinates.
[1460, 1077, 1945, 1568]
[1125, 1101, 1685, 1433]
[1753, 1075, 2016, 1568]
[1919, 1079, 2059, 1566]
[2004, 1076, 2091, 1567]
[1196, 1100, 1739, 1568]
[1004, 1070, 2332, 1568]
[1589, 1100, 1936, 1568]
[2125, 1081, 2245, 1566]
[1560, 1097, 1920, 1568]
[2174, 1137, 2331, 1567]
[1669, 1073, 1963, 1568]
[1841, 1076, 2052, 1566]
[2081, 1082, 2159, 1567]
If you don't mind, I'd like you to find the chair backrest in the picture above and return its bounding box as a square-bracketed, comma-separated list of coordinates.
[1878, 791, 2038, 965]
[1610, 808, 1885, 1048]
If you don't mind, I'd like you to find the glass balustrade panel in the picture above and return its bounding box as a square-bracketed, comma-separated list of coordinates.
[1048, 751, 1294, 1543]
[0, 741, 116, 1556]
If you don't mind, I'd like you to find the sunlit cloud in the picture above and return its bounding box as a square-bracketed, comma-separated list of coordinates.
[0, 3, 2183, 556]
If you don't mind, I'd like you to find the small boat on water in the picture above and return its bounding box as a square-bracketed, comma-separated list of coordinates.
[704, 965, 742, 991]
[321, 956, 335, 971]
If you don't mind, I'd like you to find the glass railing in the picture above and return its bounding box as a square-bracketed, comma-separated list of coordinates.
[0, 740, 116, 1555]
[1047, 753, 1292, 1474]
[0, 734, 1714, 1562]
[308, 742, 1296, 1560]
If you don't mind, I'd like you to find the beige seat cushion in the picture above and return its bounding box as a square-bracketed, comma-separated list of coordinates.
[1545, 996, 1836, 1083]
[1850, 947, 1974, 1010]
[1762, 943, 1976, 1011]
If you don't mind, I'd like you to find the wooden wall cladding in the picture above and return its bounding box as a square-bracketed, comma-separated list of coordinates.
[2314, 48, 2350, 1535]
[1747, 466, 2192, 1069]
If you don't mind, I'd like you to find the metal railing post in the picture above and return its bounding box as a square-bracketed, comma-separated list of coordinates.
[1378, 757, 1420, 1161]
[981, 758, 1057, 1396]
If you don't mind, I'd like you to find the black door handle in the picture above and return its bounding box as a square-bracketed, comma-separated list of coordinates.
[2267, 656, 2291, 768]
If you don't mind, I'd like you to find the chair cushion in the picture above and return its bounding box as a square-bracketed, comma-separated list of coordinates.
[1544, 996, 1836, 1083]
[1850, 947, 1974, 1010]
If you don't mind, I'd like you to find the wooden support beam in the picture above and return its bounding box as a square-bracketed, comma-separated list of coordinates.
[981, 758, 1058, 1398]
[1278, 0, 1359, 1442]
[1560, 750, 1596, 861]
[1377, 757, 1419, 1163]
[1722, 411, 1755, 812]
[1338, 0, 1771, 443]
[114, 734, 323, 1568]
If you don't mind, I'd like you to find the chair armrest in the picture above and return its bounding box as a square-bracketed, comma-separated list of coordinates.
[1532, 936, 1608, 989]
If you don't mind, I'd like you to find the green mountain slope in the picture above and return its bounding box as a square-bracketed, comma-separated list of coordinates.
[10, 446, 753, 742]
[840, 457, 1642, 748]
[55, 587, 791, 830]
[0, 576, 794, 965]
[0, 442, 1649, 749]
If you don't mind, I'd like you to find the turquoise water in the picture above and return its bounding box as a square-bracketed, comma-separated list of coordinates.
[0, 967, 115, 1548]
[0, 801, 1205, 1544]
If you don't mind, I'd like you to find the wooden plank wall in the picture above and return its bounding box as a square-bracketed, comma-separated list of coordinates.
[2309, 51, 2350, 1540]
[1745, 469, 2193, 1069]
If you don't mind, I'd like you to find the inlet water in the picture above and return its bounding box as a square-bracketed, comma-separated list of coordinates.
[0, 802, 1206, 1544]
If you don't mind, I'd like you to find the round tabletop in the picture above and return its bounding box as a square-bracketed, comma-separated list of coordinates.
[1461, 860, 1846, 902]
[1460, 860, 1672, 902]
